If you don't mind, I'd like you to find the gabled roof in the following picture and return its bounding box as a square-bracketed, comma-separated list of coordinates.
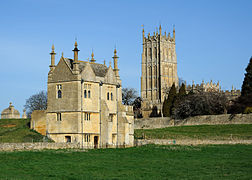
[64, 58, 108, 77]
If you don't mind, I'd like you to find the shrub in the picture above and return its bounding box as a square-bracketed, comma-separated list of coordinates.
[244, 107, 252, 114]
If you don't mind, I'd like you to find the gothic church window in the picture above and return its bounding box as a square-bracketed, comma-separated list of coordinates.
[149, 67, 151, 76]
[111, 93, 113, 101]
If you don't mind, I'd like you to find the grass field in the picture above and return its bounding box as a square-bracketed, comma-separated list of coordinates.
[0, 144, 251, 179]
[135, 124, 252, 140]
[0, 119, 49, 143]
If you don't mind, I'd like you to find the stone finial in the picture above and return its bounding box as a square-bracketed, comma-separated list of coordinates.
[109, 60, 112, 66]
[61, 52, 64, 57]
[104, 59, 106, 66]
[159, 24, 162, 35]
[90, 50, 95, 63]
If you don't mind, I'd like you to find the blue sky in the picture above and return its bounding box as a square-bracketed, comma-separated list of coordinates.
[0, 0, 251, 114]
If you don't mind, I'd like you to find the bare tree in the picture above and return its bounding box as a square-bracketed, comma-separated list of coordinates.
[24, 91, 47, 118]
[132, 97, 142, 118]
[122, 88, 138, 105]
[173, 92, 228, 119]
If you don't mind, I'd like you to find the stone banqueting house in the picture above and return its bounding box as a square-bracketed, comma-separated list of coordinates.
[31, 42, 134, 148]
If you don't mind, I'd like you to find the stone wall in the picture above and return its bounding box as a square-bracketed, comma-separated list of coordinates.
[0, 142, 81, 151]
[135, 114, 252, 129]
[135, 139, 252, 146]
[31, 110, 47, 135]
[0, 142, 131, 151]
[135, 117, 171, 129]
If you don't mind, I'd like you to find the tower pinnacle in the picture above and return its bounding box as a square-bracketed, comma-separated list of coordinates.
[173, 25, 175, 40]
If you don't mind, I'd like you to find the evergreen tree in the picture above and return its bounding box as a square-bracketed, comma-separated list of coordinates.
[229, 57, 252, 114]
[241, 57, 252, 97]
[162, 97, 169, 117]
[164, 83, 177, 117]
[178, 83, 187, 97]
[172, 83, 187, 117]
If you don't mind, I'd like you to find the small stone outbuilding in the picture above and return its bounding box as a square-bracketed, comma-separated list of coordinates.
[1, 102, 20, 119]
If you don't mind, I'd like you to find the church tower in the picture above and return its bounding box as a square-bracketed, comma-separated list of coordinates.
[141, 25, 179, 118]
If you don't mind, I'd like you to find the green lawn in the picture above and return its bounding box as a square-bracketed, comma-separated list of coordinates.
[135, 124, 252, 140]
[0, 144, 251, 179]
[0, 119, 49, 143]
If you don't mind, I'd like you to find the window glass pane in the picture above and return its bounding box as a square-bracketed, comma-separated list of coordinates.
[58, 90, 62, 98]
[84, 90, 87, 98]
[88, 90, 91, 98]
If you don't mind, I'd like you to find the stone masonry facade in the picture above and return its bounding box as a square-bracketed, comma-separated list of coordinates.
[141, 25, 179, 118]
[31, 42, 134, 148]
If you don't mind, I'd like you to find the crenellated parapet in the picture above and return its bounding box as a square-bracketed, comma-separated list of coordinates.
[185, 80, 241, 100]
[186, 80, 220, 93]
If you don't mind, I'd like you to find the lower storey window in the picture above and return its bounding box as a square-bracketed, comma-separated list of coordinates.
[84, 134, 90, 142]
[84, 113, 91, 121]
[65, 136, 71, 143]
[57, 113, 62, 121]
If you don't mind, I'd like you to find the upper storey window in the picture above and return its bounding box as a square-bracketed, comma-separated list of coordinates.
[57, 84, 62, 99]
[107, 86, 114, 101]
[111, 93, 113, 101]
[107, 92, 110, 100]
[84, 84, 91, 99]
